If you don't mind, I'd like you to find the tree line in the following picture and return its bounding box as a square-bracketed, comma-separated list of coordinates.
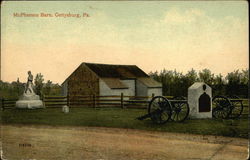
[0, 69, 248, 99]
[0, 73, 61, 99]
[149, 68, 248, 98]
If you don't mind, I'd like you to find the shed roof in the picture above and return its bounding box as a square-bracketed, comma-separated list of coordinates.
[137, 77, 162, 88]
[102, 78, 128, 89]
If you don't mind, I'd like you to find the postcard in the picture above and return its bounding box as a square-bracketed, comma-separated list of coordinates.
[1, 1, 248, 160]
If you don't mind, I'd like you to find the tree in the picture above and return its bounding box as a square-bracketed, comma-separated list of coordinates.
[49, 83, 62, 95]
[225, 70, 242, 96]
[149, 68, 247, 97]
[213, 74, 224, 85]
[171, 70, 184, 96]
[213, 74, 226, 95]
[225, 69, 249, 97]
[186, 68, 198, 86]
[43, 80, 52, 95]
[226, 70, 241, 83]
[198, 69, 214, 85]
[240, 69, 249, 85]
[34, 73, 44, 96]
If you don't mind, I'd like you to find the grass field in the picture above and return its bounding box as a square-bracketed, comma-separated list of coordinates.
[1, 107, 248, 138]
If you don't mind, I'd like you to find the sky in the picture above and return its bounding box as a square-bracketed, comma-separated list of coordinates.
[1, 1, 248, 84]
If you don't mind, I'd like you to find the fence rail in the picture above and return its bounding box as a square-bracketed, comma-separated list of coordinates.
[1, 99, 18, 109]
[64, 94, 158, 109]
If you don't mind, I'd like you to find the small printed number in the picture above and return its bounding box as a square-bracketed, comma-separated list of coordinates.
[19, 143, 32, 147]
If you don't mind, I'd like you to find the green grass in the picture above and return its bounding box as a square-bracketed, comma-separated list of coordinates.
[1, 107, 248, 139]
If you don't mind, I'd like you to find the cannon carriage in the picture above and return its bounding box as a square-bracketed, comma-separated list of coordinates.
[212, 95, 244, 119]
[137, 96, 189, 124]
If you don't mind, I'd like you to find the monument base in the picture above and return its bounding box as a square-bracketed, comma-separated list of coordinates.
[189, 112, 212, 119]
[15, 93, 44, 109]
[16, 100, 44, 109]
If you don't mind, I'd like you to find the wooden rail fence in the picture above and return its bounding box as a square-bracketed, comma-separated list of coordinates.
[1, 94, 248, 114]
[0, 94, 173, 109]
[43, 93, 172, 109]
[1, 99, 18, 109]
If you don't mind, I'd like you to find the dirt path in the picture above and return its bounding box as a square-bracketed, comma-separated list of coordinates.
[1, 125, 248, 160]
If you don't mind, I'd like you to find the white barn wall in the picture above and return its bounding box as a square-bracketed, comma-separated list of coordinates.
[136, 80, 147, 96]
[62, 78, 162, 97]
[147, 88, 162, 96]
[120, 80, 135, 96]
[137, 80, 162, 96]
[61, 81, 68, 96]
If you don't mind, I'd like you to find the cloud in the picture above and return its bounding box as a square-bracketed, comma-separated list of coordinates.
[163, 8, 204, 24]
[133, 6, 248, 75]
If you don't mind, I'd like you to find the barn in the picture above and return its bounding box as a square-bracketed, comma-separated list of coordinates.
[61, 62, 162, 98]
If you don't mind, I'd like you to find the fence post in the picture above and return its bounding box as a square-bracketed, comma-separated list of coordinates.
[121, 93, 124, 109]
[42, 94, 45, 108]
[93, 94, 96, 109]
[67, 94, 69, 106]
[2, 99, 4, 111]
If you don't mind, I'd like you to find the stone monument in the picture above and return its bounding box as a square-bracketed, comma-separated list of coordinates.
[16, 71, 44, 109]
[188, 82, 212, 119]
[62, 105, 69, 113]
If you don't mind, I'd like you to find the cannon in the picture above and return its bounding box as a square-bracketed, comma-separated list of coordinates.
[137, 95, 243, 124]
[212, 95, 244, 119]
[137, 96, 190, 124]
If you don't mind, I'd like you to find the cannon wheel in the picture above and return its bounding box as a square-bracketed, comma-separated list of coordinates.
[148, 96, 172, 124]
[171, 96, 189, 122]
[228, 95, 243, 119]
[212, 95, 232, 119]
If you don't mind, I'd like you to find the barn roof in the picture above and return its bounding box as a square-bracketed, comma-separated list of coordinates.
[84, 63, 149, 78]
[137, 77, 162, 88]
[62, 62, 161, 89]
